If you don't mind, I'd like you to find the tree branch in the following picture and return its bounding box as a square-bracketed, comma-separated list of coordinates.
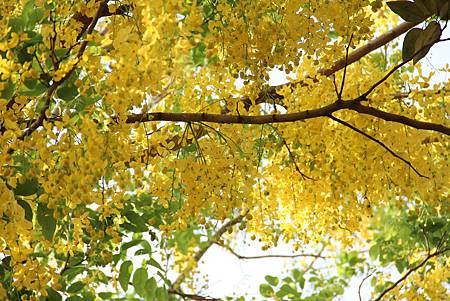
[320, 22, 420, 77]
[172, 212, 246, 289]
[247, 22, 420, 108]
[217, 243, 333, 260]
[373, 247, 450, 301]
[12, 0, 107, 145]
[126, 99, 450, 136]
[358, 269, 375, 301]
[168, 289, 220, 301]
[328, 114, 428, 178]
[350, 103, 450, 135]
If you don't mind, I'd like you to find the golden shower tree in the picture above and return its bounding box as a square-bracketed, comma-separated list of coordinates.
[0, 0, 449, 300]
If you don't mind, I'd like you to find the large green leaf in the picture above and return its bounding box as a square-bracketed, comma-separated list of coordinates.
[387, 1, 429, 22]
[46, 287, 62, 301]
[413, 21, 441, 64]
[66, 281, 85, 294]
[132, 267, 148, 297]
[259, 284, 274, 297]
[62, 266, 85, 282]
[402, 28, 422, 61]
[124, 211, 148, 232]
[16, 199, 33, 222]
[155, 287, 169, 301]
[144, 278, 157, 300]
[57, 83, 79, 101]
[119, 260, 133, 292]
[14, 177, 40, 196]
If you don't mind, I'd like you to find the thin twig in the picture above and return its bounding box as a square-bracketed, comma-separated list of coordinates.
[280, 135, 315, 181]
[217, 243, 333, 260]
[168, 289, 220, 301]
[304, 244, 327, 273]
[328, 114, 428, 178]
[188, 122, 206, 163]
[358, 269, 375, 301]
[373, 247, 450, 301]
[338, 33, 354, 101]
[172, 212, 247, 289]
[357, 38, 450, 102]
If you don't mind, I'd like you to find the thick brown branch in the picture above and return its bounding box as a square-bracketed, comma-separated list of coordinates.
[373, 247, 450, 301]
[320, 22, 419, 77]
[127, 101, 351, 125]
[328, 115, 428, 178]
[126, 100, 450, 136]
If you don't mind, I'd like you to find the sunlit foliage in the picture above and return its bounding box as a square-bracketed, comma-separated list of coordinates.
[0, 0, 449, 300]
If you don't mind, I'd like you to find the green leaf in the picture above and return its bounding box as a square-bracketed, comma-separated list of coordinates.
[119, 260, 133, 292]
[26, 7, 44, 28]
[155, 287, 169, 301]
[140, 240, 152, 254]
[292, 269, 305, 289]
[66, 296, 83, 301]
[148, 258, 164, 271]
[413, 21, 441, 64]
[70, 95, 101, 112]
[20, 81, 47, 96]
[37, 203, 56, 240]
[57, 84, 78, 101]
[192, 42, 207, 66]
[327, 30, 339, 39]
[371, 276, 378, 287]
[16, 199, 33, 222]
[9, 17, 26, 32]
[98, 292, 113, 299]
[14, 177, 40, 196]
[395, 259, 407, 273]
[439, 0, 450, 19]
[81, 292, 95, 301]
[265, 275, 279, 286]
[0, 79, 16, 100]
[66, 281, 85, 294]
[133, 268, 148, 297]
[23, 78, 37, 90]
[120, 239, 143, 253]
[369, 244, 379, 260]
[279, 283, 298, 295]
[62, 266, 85, 282]
[144, 278, 157, 300]
[46, 287, 62, 301]
[387, 1, 428, 22]
[259, 284, 274, 297]
[402, 28, 422, 61]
